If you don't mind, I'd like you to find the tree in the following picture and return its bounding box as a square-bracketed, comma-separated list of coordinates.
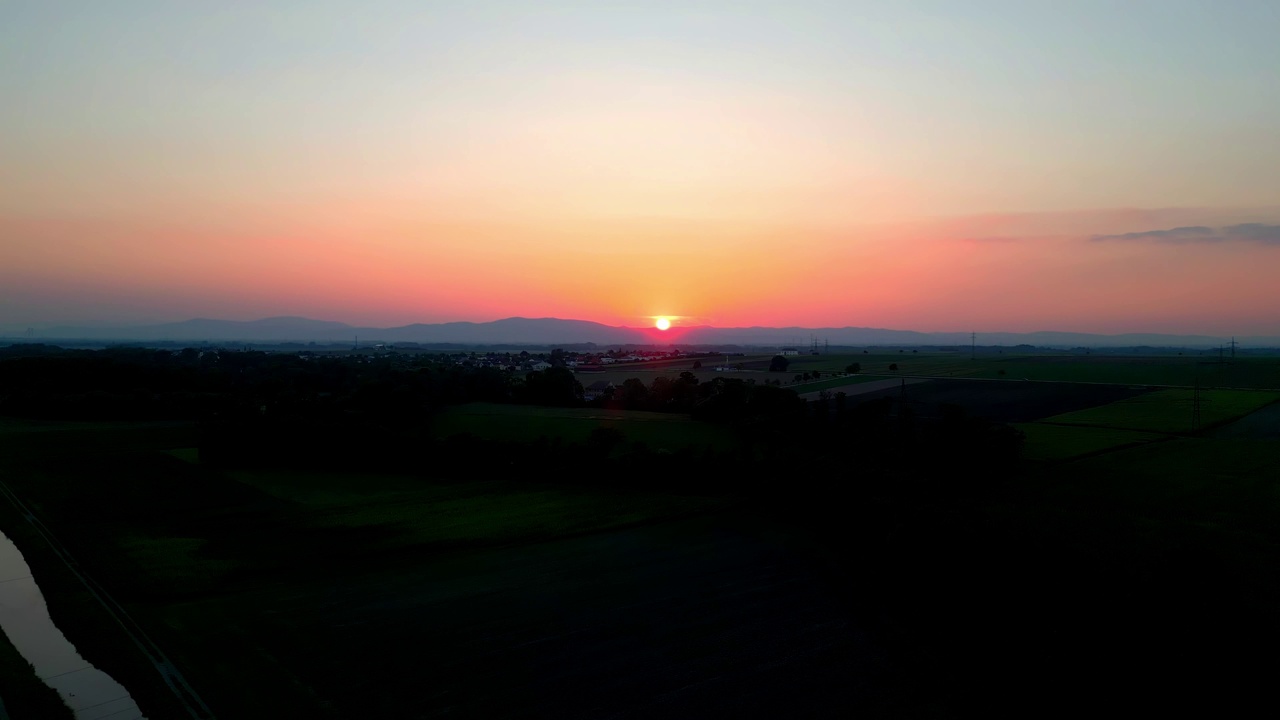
[619, 378, 649, 409]
[692, 360, 703, 369]
[769, 355, 790, 372]
[889, 363, 899, 371]
[846, 362, 861, 374]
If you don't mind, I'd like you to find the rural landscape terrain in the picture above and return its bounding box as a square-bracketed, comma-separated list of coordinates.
[1, 338, 1278, 718]
[6, 3, 1280, 718]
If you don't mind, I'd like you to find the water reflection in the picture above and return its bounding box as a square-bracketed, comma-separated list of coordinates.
[0, 531, 146, 720]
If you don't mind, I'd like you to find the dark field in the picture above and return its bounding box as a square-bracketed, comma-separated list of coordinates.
[430, 402, 736, 451]
[5, 351, 1280, 718]
[1042, 388, 1280, 433]
[171, 512, 883, 719]
[840, 378, 1148, 422]
[2, 420, 884, 717]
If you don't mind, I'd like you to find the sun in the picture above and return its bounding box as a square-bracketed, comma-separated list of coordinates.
[655, 317, 671, 331]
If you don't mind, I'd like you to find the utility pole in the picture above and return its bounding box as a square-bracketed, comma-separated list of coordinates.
[971, 332, 976, 361]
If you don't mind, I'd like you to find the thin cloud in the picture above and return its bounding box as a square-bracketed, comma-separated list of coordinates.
[959, 236, 1026, 243]
[1224, 223, 1280, 244]
[1090, 226, 1217, 243]
[1090, 224, 1280, 245]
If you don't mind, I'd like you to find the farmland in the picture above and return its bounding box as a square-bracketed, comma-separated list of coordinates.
[5, 347, 1280, 716]
[0, 419, 748, 717]
[430, 402, 737, 451]
[1041, 388, 1280, 433]
[1014, 423, 1165, 463]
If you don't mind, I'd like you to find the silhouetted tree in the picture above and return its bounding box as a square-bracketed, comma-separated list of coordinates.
[769, 355, 790, 372]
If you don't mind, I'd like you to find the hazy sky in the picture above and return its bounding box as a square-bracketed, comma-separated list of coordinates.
[4, 1, 1280, 334]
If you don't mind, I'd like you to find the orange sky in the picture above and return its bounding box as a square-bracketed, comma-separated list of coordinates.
[4, 3, 1280, 336]
[5, 205, 1280, 334]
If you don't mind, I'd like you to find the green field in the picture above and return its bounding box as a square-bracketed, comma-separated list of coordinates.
[0, 418, 732, 718]
[782, 352, 981, 377]
[971, 355, 1280, 388]
[1043, 437, 1280, 519]
[431, 402, 736, 451]
[788, 373, 889, 393]
[1015, 423, 1165, 463]
[766, 353, 1280, 389]
[574, 354, 1280, 394]
[1041, 388, 1280, 433]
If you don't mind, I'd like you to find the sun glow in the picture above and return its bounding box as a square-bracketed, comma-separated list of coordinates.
[655, 317, 671, 331]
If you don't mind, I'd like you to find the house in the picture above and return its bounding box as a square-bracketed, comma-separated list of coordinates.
[779, 348, 800, 356]
[531, 361, 552, 371]
[583, 381, 615, 402]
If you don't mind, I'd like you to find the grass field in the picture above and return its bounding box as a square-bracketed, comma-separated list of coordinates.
[574, 354, 1280, 393]
[575, 366, 772, 386]
[1043, 437, 1280, 522]
[1041, 388, 1280, 433]
[783, 352, 982, 377]
[0, 418, 741, 717]
[431, 402, 737, 451]
[970, 355, 1280, 388]
[1014, 423, 1165, 463]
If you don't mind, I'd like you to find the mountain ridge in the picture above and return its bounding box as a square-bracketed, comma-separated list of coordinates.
[5, 316, 1271, 348]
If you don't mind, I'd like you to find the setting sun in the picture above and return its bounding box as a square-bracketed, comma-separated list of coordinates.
[655, 317, 671, 331]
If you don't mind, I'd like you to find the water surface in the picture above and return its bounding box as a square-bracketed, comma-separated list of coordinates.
[0, 530, 146, 720]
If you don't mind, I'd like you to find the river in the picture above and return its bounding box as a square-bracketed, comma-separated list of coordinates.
[0, 529, 145, 720]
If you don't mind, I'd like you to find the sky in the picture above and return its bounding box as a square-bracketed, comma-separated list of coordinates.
[3, 1, 1280, 336]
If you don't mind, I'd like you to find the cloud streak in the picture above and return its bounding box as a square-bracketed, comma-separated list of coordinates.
[1091, 224, 1280, 244]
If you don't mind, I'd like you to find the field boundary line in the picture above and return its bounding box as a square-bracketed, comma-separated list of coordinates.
[0, 477, 215, 719]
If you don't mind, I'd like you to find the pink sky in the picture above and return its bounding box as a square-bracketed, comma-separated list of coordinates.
[5, 205, 1280, 335]
[4, 4, 1280, 336]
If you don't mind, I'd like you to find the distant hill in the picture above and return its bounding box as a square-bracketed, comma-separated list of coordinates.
[6, 316, 1271, 348]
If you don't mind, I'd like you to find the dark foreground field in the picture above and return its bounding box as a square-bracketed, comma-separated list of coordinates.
[0, 421, 886, 718]
[3, 381, 1280, 718]
[210, 512, 883, 719]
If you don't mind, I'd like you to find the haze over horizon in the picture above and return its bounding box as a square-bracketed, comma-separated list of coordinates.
[5, 2, 1280, 336]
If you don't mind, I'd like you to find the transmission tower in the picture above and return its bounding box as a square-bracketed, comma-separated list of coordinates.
[971, 332, 976, 361]
[1230, 337, 1238, 359]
